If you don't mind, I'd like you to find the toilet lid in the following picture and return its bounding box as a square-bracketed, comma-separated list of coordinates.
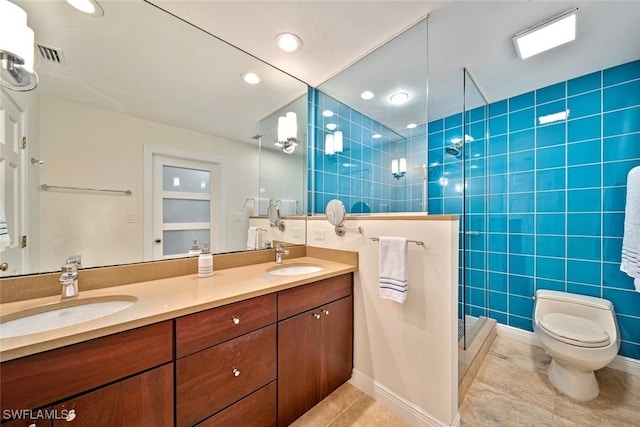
[538, 313, 610, 348]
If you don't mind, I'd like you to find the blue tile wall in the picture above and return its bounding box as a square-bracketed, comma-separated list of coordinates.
[427, 60, 640, 360]
[310, 89, 428, 214]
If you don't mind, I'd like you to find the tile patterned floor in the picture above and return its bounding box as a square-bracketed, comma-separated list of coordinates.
[293, 336, 640, 426]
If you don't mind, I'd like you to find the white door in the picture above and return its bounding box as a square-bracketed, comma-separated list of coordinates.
[151, 155, 221, 260]
[0, 89, 26, 277]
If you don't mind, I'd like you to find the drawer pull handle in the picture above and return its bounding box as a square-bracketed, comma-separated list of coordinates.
[232, 316, 240, 325]
[66, 409, 76, 421]
[313, 313, 321, 319]
[323, 310, 330, 315]
[233, 368, 241, 377]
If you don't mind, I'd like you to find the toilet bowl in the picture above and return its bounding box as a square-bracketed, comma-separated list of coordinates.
[533, 290, 620, 401]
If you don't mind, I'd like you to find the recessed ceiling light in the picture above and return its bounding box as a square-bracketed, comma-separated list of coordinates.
[326, 123, 337, 131]
[389, 92, 409, 105]
[372, 133, 382, 139]
[322, 110, 334, 117]
[241, 72, 261, 85]
[66, 0, 104, 17]
[513, 8, 577, 59]
[275, 32, 302, 52]
[406, 123, 417, 129]
[361, 91, 374, 100]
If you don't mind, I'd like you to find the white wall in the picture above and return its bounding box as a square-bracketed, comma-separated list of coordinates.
[248, 217, 306, 249]
[307, 215, 459, 426]
[37, 95, 259, 272]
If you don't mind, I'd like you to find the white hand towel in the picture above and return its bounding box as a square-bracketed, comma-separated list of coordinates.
[246, 226, 258, 250]
[621, 166, 640, 292]
[253, 198, 269, 216]
[379, 236, 408, 303]
[279, 200, 297, 216]
[0, 198, 10, 247]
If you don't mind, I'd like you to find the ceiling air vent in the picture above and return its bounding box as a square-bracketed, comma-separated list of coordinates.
[37, 44, 66, 65]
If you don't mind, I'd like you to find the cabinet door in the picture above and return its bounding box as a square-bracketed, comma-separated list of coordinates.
[51, 364, 173, 427]
[2, 412, 52, 427]
[320, 296, 354, 399]
[277, 309, 321, 427]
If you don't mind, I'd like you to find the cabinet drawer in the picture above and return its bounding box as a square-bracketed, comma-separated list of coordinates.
[278, 273, 352, 320]
[197, 382, 276, 427]
[176, 293, 276, 358]
[176, 324, 277, 427]
[52, 364, 173, 427]
[0, 321, 173, 413]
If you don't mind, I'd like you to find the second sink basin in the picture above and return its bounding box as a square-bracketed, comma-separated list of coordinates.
[267, 264, 323, 276]
[0, 295, 138, 339]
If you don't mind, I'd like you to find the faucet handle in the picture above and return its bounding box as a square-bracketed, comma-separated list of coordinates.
[61, 263, 79, 273]
[65, 255, 82, 268]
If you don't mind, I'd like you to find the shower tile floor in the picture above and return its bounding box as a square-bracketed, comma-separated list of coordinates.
[291, 336, 640, 426]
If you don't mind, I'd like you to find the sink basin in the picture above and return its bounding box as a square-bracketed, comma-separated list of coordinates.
[0, 296, 137, 339]
[267, 264, 323, 276]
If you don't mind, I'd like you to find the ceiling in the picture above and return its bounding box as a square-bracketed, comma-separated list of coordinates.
[151, 0, 640, 125]
[13, 1, 640, 142]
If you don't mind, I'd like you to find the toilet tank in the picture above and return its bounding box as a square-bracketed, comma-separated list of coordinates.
[534, 290, 618, 340]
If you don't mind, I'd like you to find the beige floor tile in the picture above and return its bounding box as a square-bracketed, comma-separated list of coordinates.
[337, 395, 411, 427]
[326, 383, 365, 411]
[290, 399, 343, 427]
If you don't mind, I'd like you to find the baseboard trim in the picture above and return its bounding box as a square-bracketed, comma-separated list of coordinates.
[496, 324, 640, 376]
[349, 369, 460, 427]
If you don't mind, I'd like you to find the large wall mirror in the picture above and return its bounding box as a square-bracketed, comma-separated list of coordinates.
[310, 19, 428, 215]
[1, 0, 308, 277]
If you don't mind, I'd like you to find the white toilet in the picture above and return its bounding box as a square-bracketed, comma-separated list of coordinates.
[533, 290, 620, 401]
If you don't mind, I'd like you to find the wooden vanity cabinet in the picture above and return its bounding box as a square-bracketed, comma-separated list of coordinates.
[277, 274, 353, 427]
[175, 294, 277, 427]
[0, 321, 173, 427]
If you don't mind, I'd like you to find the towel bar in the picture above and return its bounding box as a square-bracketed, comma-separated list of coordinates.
[368, 236, 424, 246]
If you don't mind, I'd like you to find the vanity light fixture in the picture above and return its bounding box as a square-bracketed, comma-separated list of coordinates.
[325, 131, 343, 156]
[372, 133, 382, 139]
[513, 8, 577, 59]
[65, 0, 104, 17]
[241, 72, 261, 85]
[275, 111, 298, 154]
[406, 123, 417, 129]
[322, 110, 334, 117]
[389, 91, 409, 105]
[361, 90, 374, 100]
[391, 158, 407, 180]
[325, 123, 337, 131]
[275, 32, 302, 52]
[0, 0, 38, 91]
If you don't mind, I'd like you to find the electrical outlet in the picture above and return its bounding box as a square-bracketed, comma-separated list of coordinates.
[292, 227, 301, 238]
[233, 212, 243, 222]
[313, 229, 325, 240]
[128, 212, 136, 223]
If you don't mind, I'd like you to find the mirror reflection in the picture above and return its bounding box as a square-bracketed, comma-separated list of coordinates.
[311, 19, 429, 215]
[1, 0, 307, 277]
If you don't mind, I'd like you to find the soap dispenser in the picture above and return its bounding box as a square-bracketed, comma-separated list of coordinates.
[198, 242, 213, 277]
[188, 240, 200, 256]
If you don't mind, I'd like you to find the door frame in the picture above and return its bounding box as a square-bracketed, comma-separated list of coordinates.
[0, 88, 29, 276]
[143, 145, 227, 261]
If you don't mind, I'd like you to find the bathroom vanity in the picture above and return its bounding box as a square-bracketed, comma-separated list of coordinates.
[0, 252, 355, 427]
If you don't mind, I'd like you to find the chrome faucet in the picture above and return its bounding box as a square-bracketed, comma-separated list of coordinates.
[60, 256, 81, 299]
[275, 244, 289, 264]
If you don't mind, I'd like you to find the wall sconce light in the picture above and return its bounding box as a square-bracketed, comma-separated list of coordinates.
[275, 111, 298, 154]
[325, 131, 343, 156]
[0, 0, 38, 91]
[391, 157, 407, 180]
